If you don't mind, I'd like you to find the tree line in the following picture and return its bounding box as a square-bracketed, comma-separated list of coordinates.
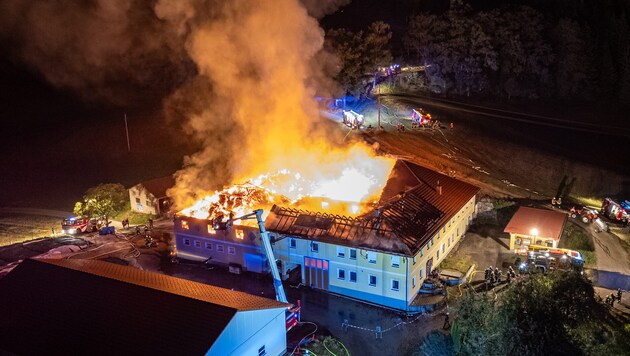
[326, 0, 630, 105]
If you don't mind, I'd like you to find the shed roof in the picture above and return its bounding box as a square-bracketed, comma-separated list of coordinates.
[134, 175, 175, 199]
[0, 258, 287, 355]
[265, 160, 479, 256]
[504, 206, 567, 240]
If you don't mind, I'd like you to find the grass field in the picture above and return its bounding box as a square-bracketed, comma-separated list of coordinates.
[0, 213, 60, 247]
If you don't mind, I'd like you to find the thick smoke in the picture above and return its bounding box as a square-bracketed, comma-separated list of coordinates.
[0, 0, 191, 104]
[1, 0, 369, 209]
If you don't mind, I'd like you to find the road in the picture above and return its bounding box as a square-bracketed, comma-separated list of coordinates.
[588, 222, 630, 290]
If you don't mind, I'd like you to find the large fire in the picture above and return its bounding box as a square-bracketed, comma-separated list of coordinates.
[178, 147, 395, 223]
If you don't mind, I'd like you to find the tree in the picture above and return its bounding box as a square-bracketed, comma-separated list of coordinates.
[551, 19, 594, 100]
[453, 272, 629, 355]
[325, 21, 393, 94]
[73, 183, 127, 226]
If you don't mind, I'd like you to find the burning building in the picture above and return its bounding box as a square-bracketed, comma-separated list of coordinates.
[173, 159, 479, 311]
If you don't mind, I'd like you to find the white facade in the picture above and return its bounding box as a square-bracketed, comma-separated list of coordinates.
[208, 308, 287, 356]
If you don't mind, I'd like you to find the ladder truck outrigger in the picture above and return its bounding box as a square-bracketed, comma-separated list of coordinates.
[213, 209, 301, 331]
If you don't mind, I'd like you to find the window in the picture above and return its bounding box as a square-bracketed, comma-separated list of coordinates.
[311, 242, 319, 253]
[413, 256, 417, 265]
[412, 276, 417, 288]
[443, 226, 446, 233]
[448, 219, 451, 228]
[183, 238, 190, 246]
[349, 271, 357, 283]
[235, 230, 244, 239]
[135, 197, 140, 203]
[391, 256, 400, 268]
[437, 249, 440, 260]
[337, 246, 345, 258]
[431, 237, 435, 245]
[391, 279, 400, 291]
[442, 243, 445, 253]
[349, 249, 357, 260]
[369, 274, 377, 286]
[337, 268, 345, 280]
[205, 242, 212, 250]
[438, 231, 441, 239]
[289, 239, 297, 249]
[367, 251, 377, 264]
[137, 203, 143, 211]
[194, 240, 201, 248]
[217, 245, 224, 253]
[419, 269, 423, 278]
[181, 220, 189, 230]
[258, 345, 266, 356]
[228, 246, 236, 254]
[420, 248, 424, 257]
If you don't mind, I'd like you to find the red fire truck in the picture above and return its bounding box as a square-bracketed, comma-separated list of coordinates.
[61, 217, 100, 235]
[411, 108, 432, 127]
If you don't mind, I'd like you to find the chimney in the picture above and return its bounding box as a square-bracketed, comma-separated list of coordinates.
[437, 180, 442, 195]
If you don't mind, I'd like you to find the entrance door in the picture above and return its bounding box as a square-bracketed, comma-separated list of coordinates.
[304, 257, 329, 290]
[426, 257, 434, 276]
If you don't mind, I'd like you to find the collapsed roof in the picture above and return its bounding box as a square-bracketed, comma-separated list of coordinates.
[266, 160, 480, 256]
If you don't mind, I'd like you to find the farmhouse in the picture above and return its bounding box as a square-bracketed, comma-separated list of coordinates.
[0, 258, 290, 355]
[128, 175, 175, 215]
[173, 160, 479, 312]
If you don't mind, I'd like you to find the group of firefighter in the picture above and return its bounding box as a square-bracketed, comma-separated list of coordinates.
[485, 265, 517, 286]
[605, 289, 624, 307]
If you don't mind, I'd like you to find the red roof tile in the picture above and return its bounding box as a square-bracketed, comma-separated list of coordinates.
[504, 206, 567, 240]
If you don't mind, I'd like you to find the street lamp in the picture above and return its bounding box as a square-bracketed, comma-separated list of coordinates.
[530, 228, 539, 236]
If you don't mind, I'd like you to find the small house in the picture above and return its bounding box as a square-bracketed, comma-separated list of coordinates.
[504, 206, 567, 250]
[129, 175, 175, 215]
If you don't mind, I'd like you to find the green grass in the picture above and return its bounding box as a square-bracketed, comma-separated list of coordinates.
[440, 254, 473, 274]
[0, 213, 60, 246]
[113, 209, 157, 225]
[563, 225, 595, 251]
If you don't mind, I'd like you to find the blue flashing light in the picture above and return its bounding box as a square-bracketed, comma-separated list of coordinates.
[519, 262, 527, 270]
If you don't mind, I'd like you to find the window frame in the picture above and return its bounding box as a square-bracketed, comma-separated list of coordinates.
[367, 251, 377, 264]
[368, 274, 377, 286]
[228, 246, 236, 255]
[349, 249, 357, 260]
[183, 238, 190, 246]
[217, 244, 225, 253]
[391, 255, 400, 268]
[289, 238, 297, 249]
[336, 246, 345, 258]
[337, 268, 345, 280]
[311, 242, 319, 253]
[349, 271, 357, 283]
[391, 279, 400, 291]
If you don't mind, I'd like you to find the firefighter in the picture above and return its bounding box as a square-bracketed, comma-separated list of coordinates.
[148, 218, 153, 230]
[610, 293, 616, 307]
[135, 226, 141, 235]
[496, 268, 502, 284]
[443, 312, 451, 330]
[618, 288, 623, 302]
[551, 197, 557, 207]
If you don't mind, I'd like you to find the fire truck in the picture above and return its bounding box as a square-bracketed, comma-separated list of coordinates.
[342, 110, 364, 129]
[61, 217, 101, 235]
[514, 245, 584, 274]
[411, 108, 432, 127]
[601, 198, 630, 224]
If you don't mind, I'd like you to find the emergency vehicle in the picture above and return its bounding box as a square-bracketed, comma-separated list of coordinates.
[411, 108, 432, 127]
[61, 217, 100, 235]
[514, 245, 583, 274]
[342, 110, 364, 129]
[601, 198, 630, 223]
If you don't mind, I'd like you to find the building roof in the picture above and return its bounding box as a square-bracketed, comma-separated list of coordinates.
[0, 258, 288, 355]
[265, 160, 479, 256]
[133, 175, 175, 199]
[504, 206, 567, 240]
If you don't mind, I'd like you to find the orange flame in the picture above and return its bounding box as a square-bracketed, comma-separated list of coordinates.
[178, 146, 395, 221]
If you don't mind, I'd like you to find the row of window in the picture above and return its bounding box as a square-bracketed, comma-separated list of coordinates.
[182, 238, 236, 254]
[335, 268, 400, 290]
[292, 239, 404, 267]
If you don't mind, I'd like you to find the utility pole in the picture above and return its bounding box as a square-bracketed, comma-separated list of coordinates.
[124, 113, 130, 152]
[377, 84, 381, 131]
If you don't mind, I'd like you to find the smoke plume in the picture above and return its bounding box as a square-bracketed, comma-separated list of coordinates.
[0, 0, 389, 210]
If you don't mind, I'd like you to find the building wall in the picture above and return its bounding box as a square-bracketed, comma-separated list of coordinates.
[174, 217, 269, 273]
[208, 308, 287, 356]
[406, 196, 476, 303]
[272, 238, 409, 310]
[509, 233, 558, 250]
[129, 185, 159, 215]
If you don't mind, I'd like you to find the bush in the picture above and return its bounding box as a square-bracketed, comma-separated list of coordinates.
[407, 331, 454, 356]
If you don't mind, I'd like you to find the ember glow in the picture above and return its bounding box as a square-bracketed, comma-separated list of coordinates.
[178, 147, 395, 221]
